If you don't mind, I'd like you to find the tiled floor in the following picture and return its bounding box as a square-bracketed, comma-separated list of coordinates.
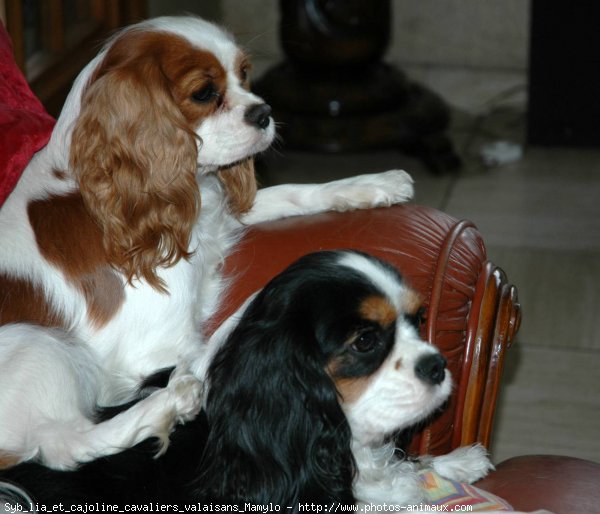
[448, 154, 600, 463]
[256, 66, 600, 465]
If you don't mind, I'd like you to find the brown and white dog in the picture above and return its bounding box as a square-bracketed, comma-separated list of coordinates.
[0, 16, 414, 470]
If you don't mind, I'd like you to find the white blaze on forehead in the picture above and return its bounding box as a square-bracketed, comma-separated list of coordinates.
[336, 252, 406, 311]
[141, 16, 238, 67]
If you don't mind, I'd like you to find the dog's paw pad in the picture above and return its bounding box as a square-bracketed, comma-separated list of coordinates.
[432, 444, 495, 483]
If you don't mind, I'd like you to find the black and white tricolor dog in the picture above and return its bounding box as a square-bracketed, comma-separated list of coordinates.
[0, 250, 492, 508]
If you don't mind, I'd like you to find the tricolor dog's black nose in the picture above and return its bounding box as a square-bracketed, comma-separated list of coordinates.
[415, 353, 447, 385]
[244, 103, 272, 129]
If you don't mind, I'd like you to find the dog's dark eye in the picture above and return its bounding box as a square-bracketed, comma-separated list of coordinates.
[405, 306, 426, 330]
[351, 330, 380, 353]
[240, 66, 248, 82]
[192, 84, 219, 103]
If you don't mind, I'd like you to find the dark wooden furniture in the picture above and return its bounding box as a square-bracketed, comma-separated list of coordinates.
[528, 1, 600, 148]
[253, 0, 460, 172]
[5, 0, 145, 117]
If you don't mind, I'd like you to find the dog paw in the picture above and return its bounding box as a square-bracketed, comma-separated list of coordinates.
[329, 169, 414, 211]
[431, 444, 495, 483]
[367, 169, 415, 207]
[167, 374, 204, 424]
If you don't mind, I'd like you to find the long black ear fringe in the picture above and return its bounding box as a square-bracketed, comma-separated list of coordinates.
[190, 288, 357, 507]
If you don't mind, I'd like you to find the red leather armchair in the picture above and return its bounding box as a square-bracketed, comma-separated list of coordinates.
[215, 204, 600, 514]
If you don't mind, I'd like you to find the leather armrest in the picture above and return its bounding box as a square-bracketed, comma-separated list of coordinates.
[477, 455, 600, 514]
[213, 204, 521, 454]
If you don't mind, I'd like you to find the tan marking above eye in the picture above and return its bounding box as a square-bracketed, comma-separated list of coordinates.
[401, 288, 423, 318]
[359, 295, 397, 327]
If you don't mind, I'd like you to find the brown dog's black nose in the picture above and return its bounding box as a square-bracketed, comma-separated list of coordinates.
[415, 354, 447, 385]
[244, 103, 272, 129]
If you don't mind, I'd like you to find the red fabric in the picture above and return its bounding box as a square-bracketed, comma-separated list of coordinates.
[0, 23, 55, 208]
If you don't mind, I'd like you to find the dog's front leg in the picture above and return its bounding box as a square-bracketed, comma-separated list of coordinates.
[38, 372, 202, 469]
[241, 169, 414, 225]
[422, 443, 495, 483]
[352, 442, 426, 507]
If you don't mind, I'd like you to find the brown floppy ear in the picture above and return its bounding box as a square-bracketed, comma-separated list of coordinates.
[218, 158, 258, 216]
[69, 33, 200, 292]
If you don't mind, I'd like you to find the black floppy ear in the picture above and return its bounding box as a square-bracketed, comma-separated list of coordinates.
[193, 286, 356, 506]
